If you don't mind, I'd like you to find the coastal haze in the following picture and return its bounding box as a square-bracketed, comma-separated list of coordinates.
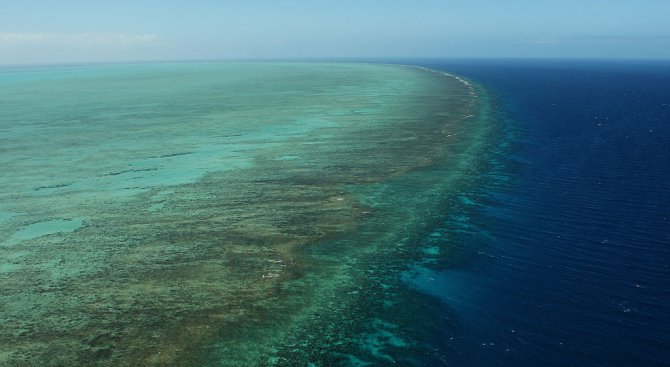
[1, 0, 670, 65]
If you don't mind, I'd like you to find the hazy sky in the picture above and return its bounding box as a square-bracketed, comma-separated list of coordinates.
[1, 0, 669, 65]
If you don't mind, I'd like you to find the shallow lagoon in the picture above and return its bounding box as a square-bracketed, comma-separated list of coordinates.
[0, 62, 496, 366]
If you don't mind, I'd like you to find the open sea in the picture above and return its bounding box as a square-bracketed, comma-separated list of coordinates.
[406, 59, 670, 366]
[1, 59, 668, 366]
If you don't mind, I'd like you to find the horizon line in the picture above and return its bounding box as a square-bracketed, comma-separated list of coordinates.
[2, 55, 670, 69]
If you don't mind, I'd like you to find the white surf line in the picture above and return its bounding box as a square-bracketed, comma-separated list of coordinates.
[407, 65, 476, 96]
[354, 61, 476, 96]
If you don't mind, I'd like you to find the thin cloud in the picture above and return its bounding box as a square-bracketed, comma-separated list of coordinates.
[575, 34, 670, 40]
[527, 34, 670, 45]
[530, 37, 561, 45]
[0, 32, 163, 46]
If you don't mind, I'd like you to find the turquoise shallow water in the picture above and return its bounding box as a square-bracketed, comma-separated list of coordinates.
[0, 62, 495, 366]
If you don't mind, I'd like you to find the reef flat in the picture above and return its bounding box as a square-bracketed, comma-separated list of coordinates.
[0, 62, 493, 366]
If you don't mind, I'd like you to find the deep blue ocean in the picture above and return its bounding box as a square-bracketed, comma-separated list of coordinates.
[404, 59, 670, 366]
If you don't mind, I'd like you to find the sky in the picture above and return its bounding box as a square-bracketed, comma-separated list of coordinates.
[1, 0, 669, 65]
